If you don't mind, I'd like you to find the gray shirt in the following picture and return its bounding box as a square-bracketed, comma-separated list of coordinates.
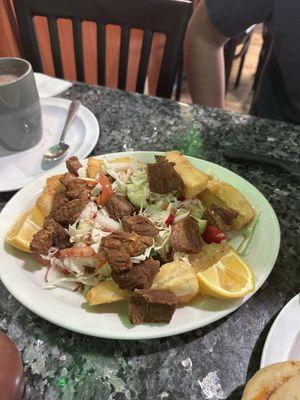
[206, 0, 300, 123]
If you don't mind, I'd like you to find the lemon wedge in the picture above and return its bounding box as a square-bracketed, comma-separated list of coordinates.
[196, 250, 255, 298]
[6, 205, 44, 253]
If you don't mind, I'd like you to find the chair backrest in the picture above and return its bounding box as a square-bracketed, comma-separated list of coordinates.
[13, 0, 192, 98]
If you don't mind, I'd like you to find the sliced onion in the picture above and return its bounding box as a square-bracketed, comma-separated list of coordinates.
[96, 215, 122, 232]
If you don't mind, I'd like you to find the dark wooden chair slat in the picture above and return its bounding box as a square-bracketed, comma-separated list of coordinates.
[72, 19, 84, 82]
[97, 23, 106, 86]
[118, 25, 130, 90]
[47, 16, 64, 78]
[136, 30, 153, 94]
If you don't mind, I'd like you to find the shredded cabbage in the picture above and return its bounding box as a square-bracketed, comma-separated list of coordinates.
[130, 169, 148, 186]
[131, 243, 154, 263]
[46, 258, 112, 291]
[174, 210, 190, 223]
[67, 202, 121, 244]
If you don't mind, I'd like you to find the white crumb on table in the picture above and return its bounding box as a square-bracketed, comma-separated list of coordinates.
[198, 371, 224, 399]
[159, 392, 169, 399]
[181, 357, 193, 371]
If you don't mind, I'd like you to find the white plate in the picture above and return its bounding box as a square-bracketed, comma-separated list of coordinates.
[261, 294, 300, 367]
[0, 152, 280, 340]
[0, 97, 99, 192]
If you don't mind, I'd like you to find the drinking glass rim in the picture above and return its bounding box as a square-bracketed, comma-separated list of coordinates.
[0, 57, 32, 87]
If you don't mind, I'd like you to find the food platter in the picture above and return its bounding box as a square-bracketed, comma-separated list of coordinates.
[0, 151, 280, 339]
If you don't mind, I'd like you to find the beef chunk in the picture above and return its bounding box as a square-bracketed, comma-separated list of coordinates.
[102, 232, 153, 271]
[65, 179, 90, 201]
[155, 155, 166, 162]
[122, 215, 159, 238]
[203, 205, 238, 231]
[102, 231, 153, 257]
[171, 216, 203, 253]
[59, 172, 91, 201]
[147, 161, 184, 194]
[51, 197, 88, 226]
[129, 289, 178, 324]
[105, 195, 134, 221]
[30, 230, 53, 255]
[66, 156, 82, 176]
[104, 251, 132, 272]
[43, 218, 70, 249]
[60, 172, 76, 188]
[112, 258, 160, 290]
[53, 191, 68, 209]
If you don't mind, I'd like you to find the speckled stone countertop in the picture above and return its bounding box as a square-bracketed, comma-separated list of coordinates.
[1, 83, 300, 400]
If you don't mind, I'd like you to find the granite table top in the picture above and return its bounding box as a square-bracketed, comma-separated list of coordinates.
[0, 83, 299, 400]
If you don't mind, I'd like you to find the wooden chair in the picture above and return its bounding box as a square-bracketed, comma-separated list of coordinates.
[13, 0, 192, 98]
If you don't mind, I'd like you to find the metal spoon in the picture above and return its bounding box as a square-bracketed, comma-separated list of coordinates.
[43, 100, 81, 160]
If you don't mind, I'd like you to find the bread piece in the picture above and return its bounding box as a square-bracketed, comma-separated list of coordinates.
[46, 174, 64, 192]
[87, 156, 137, 178]
[241, 361, 300, 400]
[36, 174, 65, 216]
[6, 205, 45, 253]
[109, 156, 135, 167]
[269, 372, 300, 399]
[200, 180, 255, 230]
[151, 260, 199, 302]
[165, 151, 208, 198]
[87, 158, 104, 178]
[86, 280, 130, 305]
[6, 175, 63, 252]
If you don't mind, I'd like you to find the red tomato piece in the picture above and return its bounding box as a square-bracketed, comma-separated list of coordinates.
[96, 173, 114, 206]
[165, 213, 175, 226]
[202, 224, 226, 244]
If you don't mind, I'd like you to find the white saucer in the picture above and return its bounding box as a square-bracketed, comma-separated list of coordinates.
[0, 97, 99, 192]
[261, 294, 300, 367]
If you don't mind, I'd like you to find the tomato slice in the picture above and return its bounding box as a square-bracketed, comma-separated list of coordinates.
[202, 224, 226, 244]
[165, 213, 175, 226]
[96, 173, 114, 206]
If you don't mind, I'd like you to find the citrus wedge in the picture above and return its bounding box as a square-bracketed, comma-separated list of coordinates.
[6, 205, 44, 253]
[196, 250, 255, 298]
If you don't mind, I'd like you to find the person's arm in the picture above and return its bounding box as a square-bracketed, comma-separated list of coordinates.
[186, 0, 229, 108]
[186, 0, 272, 108]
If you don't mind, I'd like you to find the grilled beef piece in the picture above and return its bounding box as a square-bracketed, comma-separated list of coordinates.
[105, 195, 135, 221]
[122, 215, 159, 238]
[53, 191, 69, 209]
[129, 289, 178, 324]
[60, 172, 76, 188]
[147, 161, 184, 194]
[66, 156, 82, 176]
[65, 179, 90, 201]
[43, 218, 70, 249]
[102, 231, 152, 256]
[51, 197, 88, 226]
[105, 251, 132, 272]
[30, 230, 53, 255]
[203, 205, 238, 231]
[101, 231, 153, 272]
[171, 216, 203, 253]
[112, 258, 160, 290]
[155, 155, 166, 162]
[59, 172, 91, 201]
